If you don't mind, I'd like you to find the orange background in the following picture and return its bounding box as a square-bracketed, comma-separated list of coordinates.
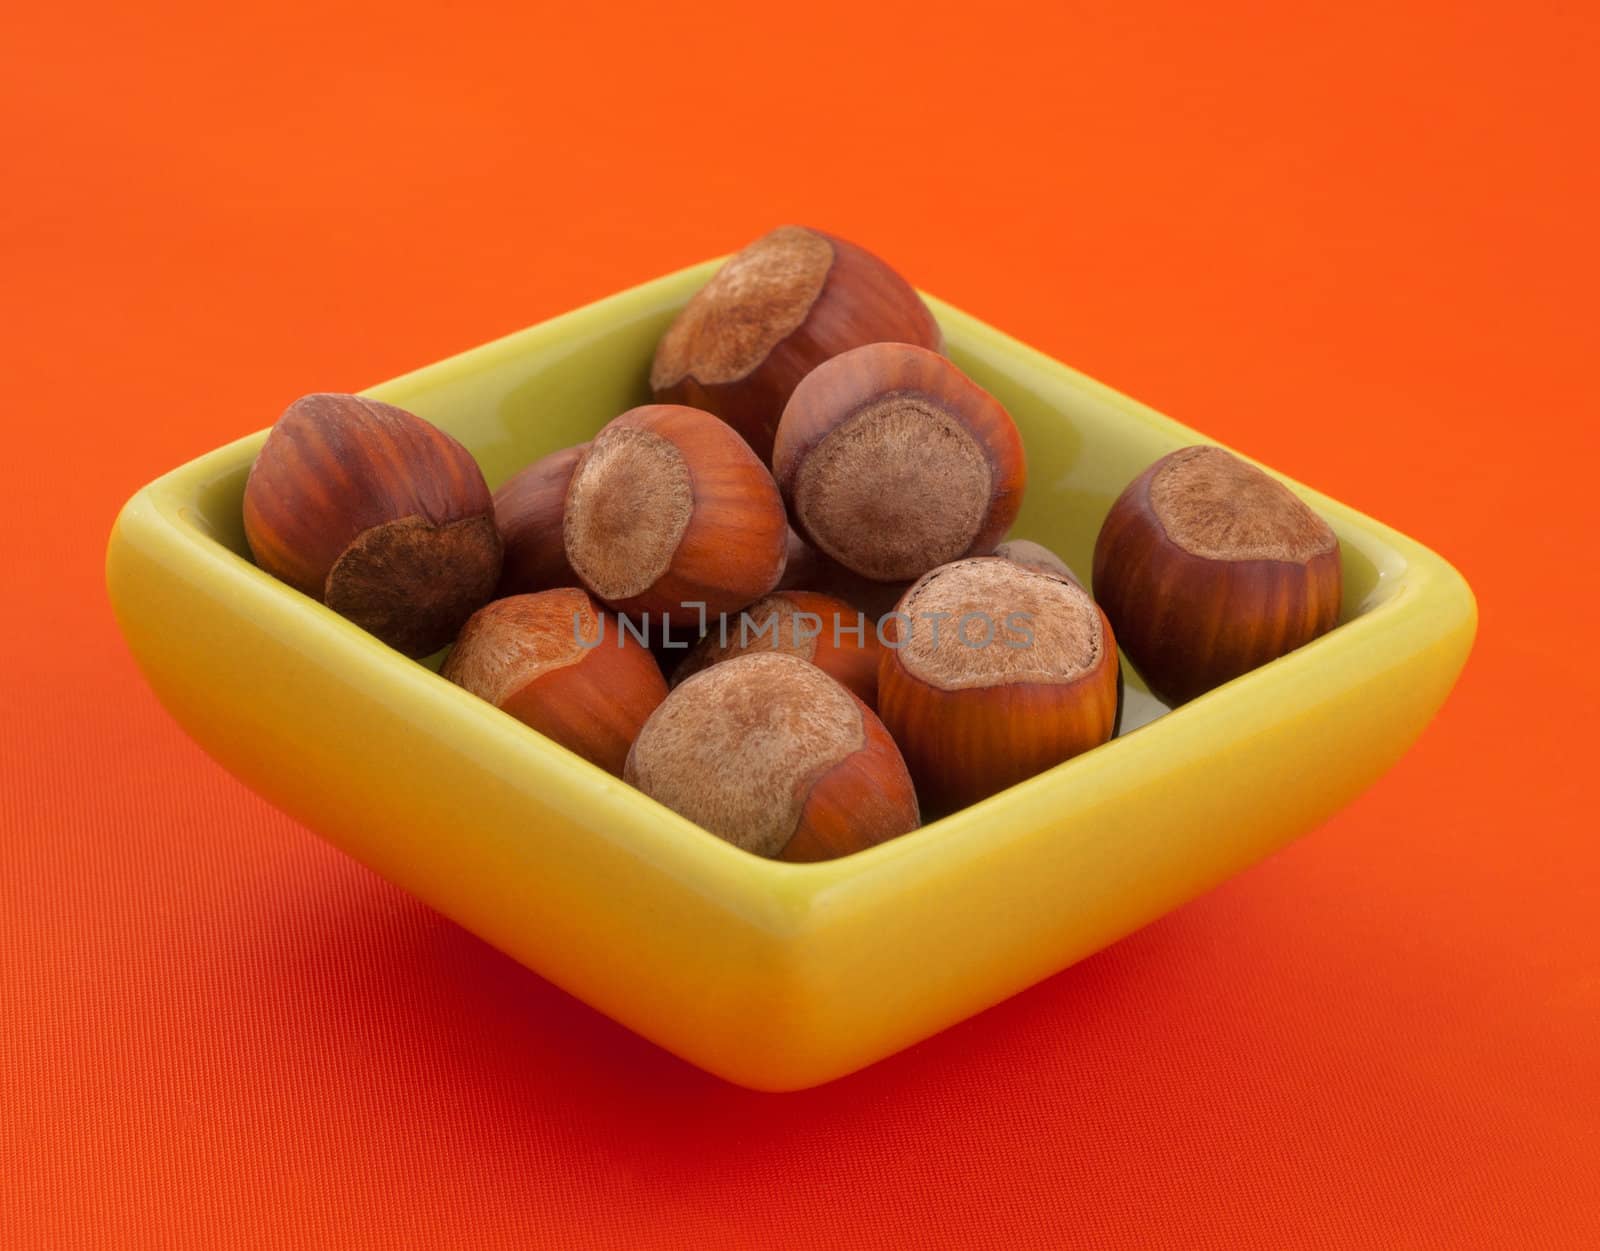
[4, 2, 1598, 1247]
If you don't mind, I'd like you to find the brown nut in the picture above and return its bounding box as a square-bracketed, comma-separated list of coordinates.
[442, 589, 667, 776]
[562, 404, 788, 629]
[1092, 445, 1342, 705]
[625, 652, 919, 861]
[877, 557, 1119, 812]
[650, 226, 942, 462]
[242, 392, 501, 657]
[672, 590, 880, 708]
[493, 443, 588, 596]
[773, 342, 1026, 584]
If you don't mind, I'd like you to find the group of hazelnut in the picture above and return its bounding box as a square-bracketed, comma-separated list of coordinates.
[242, 226, 1343, 862]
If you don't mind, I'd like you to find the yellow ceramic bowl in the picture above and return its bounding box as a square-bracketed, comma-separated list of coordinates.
[106, 261, 1476, 1091]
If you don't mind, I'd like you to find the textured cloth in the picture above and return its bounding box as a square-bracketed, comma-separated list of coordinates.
[3, 2, 1598, 1246]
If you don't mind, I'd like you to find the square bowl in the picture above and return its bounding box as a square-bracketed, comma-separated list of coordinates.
[106, 260, 1476, 1091]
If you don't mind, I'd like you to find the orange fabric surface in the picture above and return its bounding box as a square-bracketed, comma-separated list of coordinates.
[3, 2, 1598, 1247]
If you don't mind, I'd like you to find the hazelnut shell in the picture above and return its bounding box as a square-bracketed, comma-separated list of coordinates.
[877, 557, 1120, 813]
[625, 652, 918, 861]
[650, 226, 942, 462]
[1092, 446, 1342, 705]
[442, 589, 667, 776]
[562, 404, 788, 628]
[493, 443, 588, 596]
[242, 392, 501, 658]
[773, 342, 1026, 584]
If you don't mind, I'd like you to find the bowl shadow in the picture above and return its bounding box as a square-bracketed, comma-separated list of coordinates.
[253, 859, 1223, 1160]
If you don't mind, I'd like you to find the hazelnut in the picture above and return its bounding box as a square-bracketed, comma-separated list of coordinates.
[562, 404, 788, 629]
[442, 589, 667, 776]
[1092, 446, 1342, 705]
[493, 443, 588, 596]
[672, 590, 880, 707]
[878, 557, 1119, 811]
[625, 652, 919, 861]
[650, 226, 942, 461]
[773, 342, 1026, 584]
[242, 393, 501, 658]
